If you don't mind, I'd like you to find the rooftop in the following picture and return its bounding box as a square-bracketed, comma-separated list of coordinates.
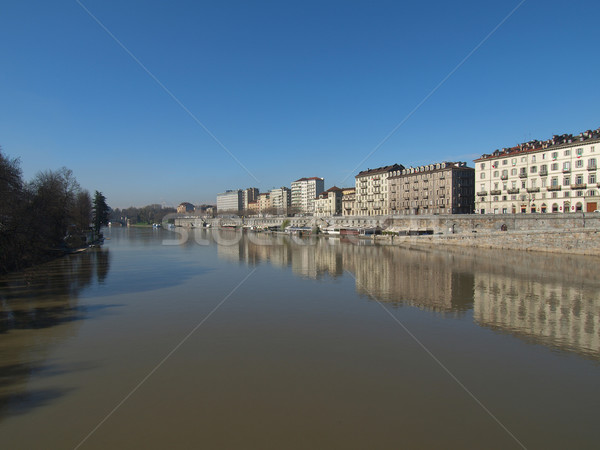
[356, 164, 404, 177]
[475, 127, 600, 162]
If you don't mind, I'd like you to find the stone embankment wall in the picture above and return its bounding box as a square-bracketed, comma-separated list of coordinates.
[376, 229, 600, 256]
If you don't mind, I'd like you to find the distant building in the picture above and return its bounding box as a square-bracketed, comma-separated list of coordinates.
[474, 127, 600, 214]
[354, 164, 404, 216]
[291, 177, 324, 214]
[388, 162, 474, 215]
[258, 192, 271, 214]
[177, 202, 195, 214]
[247, 200, 259, 215]
[196, 204, 215, 217]
[314, 186, 343, 217]
[242, 188, 259, 210]
[216, 190, 242, 212]
[270, 187, 291, 215]
[341, 187, 356, 216]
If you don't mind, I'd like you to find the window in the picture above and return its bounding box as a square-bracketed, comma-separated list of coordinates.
[521, 157, 527, 162]
[576, 175, 583, 185]
[541, 178, 547, 187]
[503, 183, 507, 190]
[552, 152, 558, 159]
[589, 158, 597, 169]
[532, 155, 536, 162]
[530, 166, 537, 173]
[493, 170, 499, 177]
[591, 146, 596, 153]
[563, 161, 571, 171]
[577, 148, 583, 156]
[511, 158, 517, 166]
[480, 163, 485, 170]
[542, 153, 547, 160]
[502, 160, 508, 165]
[564, 191, 570, 197]
[589, 174, 597, 184]
[576, 159, 583, 168]
[512, 181, 517, 188]
[552, 192, 558, 199]
[493, 196, 499, 202]
[511, 195, 517, 200]
[502, 196, 507, 201]
[551, 163, 558, 171]
[563, 177, 570, 186]
[521, 181, 526, 188]
[494, 182, 499, 189]
[564, 149, 571, 156]
[531, 179, 537, 188]
[480, 173, 485, 179]
[480, 183, 485, 191]
[511, 168, 517, 176]
[551, 177, 558, 186]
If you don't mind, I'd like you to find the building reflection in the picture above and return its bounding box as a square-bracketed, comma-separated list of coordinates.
[213, 231, 600, 359]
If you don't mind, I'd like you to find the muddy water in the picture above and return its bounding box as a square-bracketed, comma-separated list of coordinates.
[0, 227, 598, 449]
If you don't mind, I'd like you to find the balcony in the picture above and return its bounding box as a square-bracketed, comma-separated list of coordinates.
[588, 165, 597, 171]
[519, 173, 528, 178]
[439, 194, 446, 198]
[500, 175, 508, 180]
[490, 190, 502, 195]
[547, 185, 562, 191]
[477, 191, 488, 196]
[562, 167, 571, 173]
[507, 188, 520, 194]
[571, 183, 587, 190]
[526, 187, 540, 193]
[539, 170, 548, 176]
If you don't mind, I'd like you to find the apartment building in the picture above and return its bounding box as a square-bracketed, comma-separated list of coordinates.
[216, 190, 242, 212]
[314, 186, 343, 217]
[475, 128, 600, 214]
[270, 187, 291, 215]
[291, 177, 324, 214]
[258, 192, 272, 214]
[242, 188, 259, 210]
[388, 162, 474, 215]
[341, 187, 356, 216]
[354, 164, 404, 216]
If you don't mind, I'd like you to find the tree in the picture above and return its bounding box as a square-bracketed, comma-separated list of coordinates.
[92, 191, 109, 233]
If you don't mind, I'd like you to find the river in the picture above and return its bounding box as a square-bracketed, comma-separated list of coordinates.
[0, 226, 598, 449]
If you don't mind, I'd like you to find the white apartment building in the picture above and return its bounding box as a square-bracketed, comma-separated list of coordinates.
[270, 187, 291, 215]
[314, 186, 342, 217]
[291, 177, 324, 214]
[354, 164, 404, 216]
[216, 190, 242, 212]
[475, 128, 600, 214]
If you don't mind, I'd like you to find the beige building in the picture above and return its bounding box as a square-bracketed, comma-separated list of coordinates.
[388, 162, 474, 215]
[341, 187, 356, 216]
[314, 186, 342, 217]
[258, 192, 272, 214]
[247, 201, 259, 214]
[176, 202, 195, 214]
[242, 188, 259, 210]
[269, 187, 291, 215]
[475, 128, 600, 214]
[291, 177, 324, 214]
[354, 164, 404, 216]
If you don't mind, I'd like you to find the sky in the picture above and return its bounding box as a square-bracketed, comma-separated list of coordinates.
[1, 0, 599, 208]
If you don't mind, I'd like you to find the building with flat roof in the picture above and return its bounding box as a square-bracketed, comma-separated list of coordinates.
[314, 186, 343, 217]
[474, 127, 600, 214]
[270, 187, 291, 215]
[341, 187, 356, 216]
[291, 177, 324, 214]
[216, 190, 242, 212]
[242, 188, 259, 210]
[388, 162, 474, 215]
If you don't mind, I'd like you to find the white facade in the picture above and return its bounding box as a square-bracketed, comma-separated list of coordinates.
[216, 190, 242, 212]
[354, 164, 404, 216]
[314, 187, 342, 217]
[270, 187, 291, 215]
[475, 130, 600, 214]
[291, 177, 324, 214]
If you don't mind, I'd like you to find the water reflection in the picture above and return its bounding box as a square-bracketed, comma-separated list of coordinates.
[0, 249, 111, 417]
[206, 229, 600, 359]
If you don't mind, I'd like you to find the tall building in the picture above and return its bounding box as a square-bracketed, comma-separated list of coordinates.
[242, 188, 259, 210]
[388, 162, 474, 215]
[291, 177, 324, 214]
[354, 164, 404, 216]
[216, 190, 242, 212]
[258, 192, 271, 214]
[474, 128, 600, 214]
[270, 187, 291, 215]
[314, 186, 343, 217]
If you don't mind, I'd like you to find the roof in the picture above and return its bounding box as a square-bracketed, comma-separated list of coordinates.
[355, 164, 404, 177]
[293, 176, 324, 182]
[474, 128, 600, 162]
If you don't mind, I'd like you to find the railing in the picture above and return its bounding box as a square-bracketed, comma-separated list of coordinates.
[490, 190, 502, 195]
[500, 175, 508, 180]
[547, 185, 562, 191]
[527, 187, 540, 193]
[571, 183, 587, 189]
[507, 188, 520, 194]
[477, 191, 488, 196]
[588, 165, 597, 171]
[539, 170, 548, 176]
[519, 173, 528, 178]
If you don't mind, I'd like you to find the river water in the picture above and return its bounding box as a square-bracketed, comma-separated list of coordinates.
[0, 227, 598, 449]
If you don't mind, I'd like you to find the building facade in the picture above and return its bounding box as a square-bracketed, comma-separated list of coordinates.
[242, 188, 259, 210]
[270, 187, 291, 215]
[354, 164, 404, 216]
[314, 186, 343, 217]
[258, 192, 272, 214]
[341, 187, 356, 216]
[177, 202, 195, 214]
[475, 128, 600, 214]
[388, 162, 474, 215]
[216, 190, 243, 212]
[291, 177, 325, 214]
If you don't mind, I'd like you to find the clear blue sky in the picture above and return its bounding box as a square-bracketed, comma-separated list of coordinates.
[1, 0, 599, 208]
